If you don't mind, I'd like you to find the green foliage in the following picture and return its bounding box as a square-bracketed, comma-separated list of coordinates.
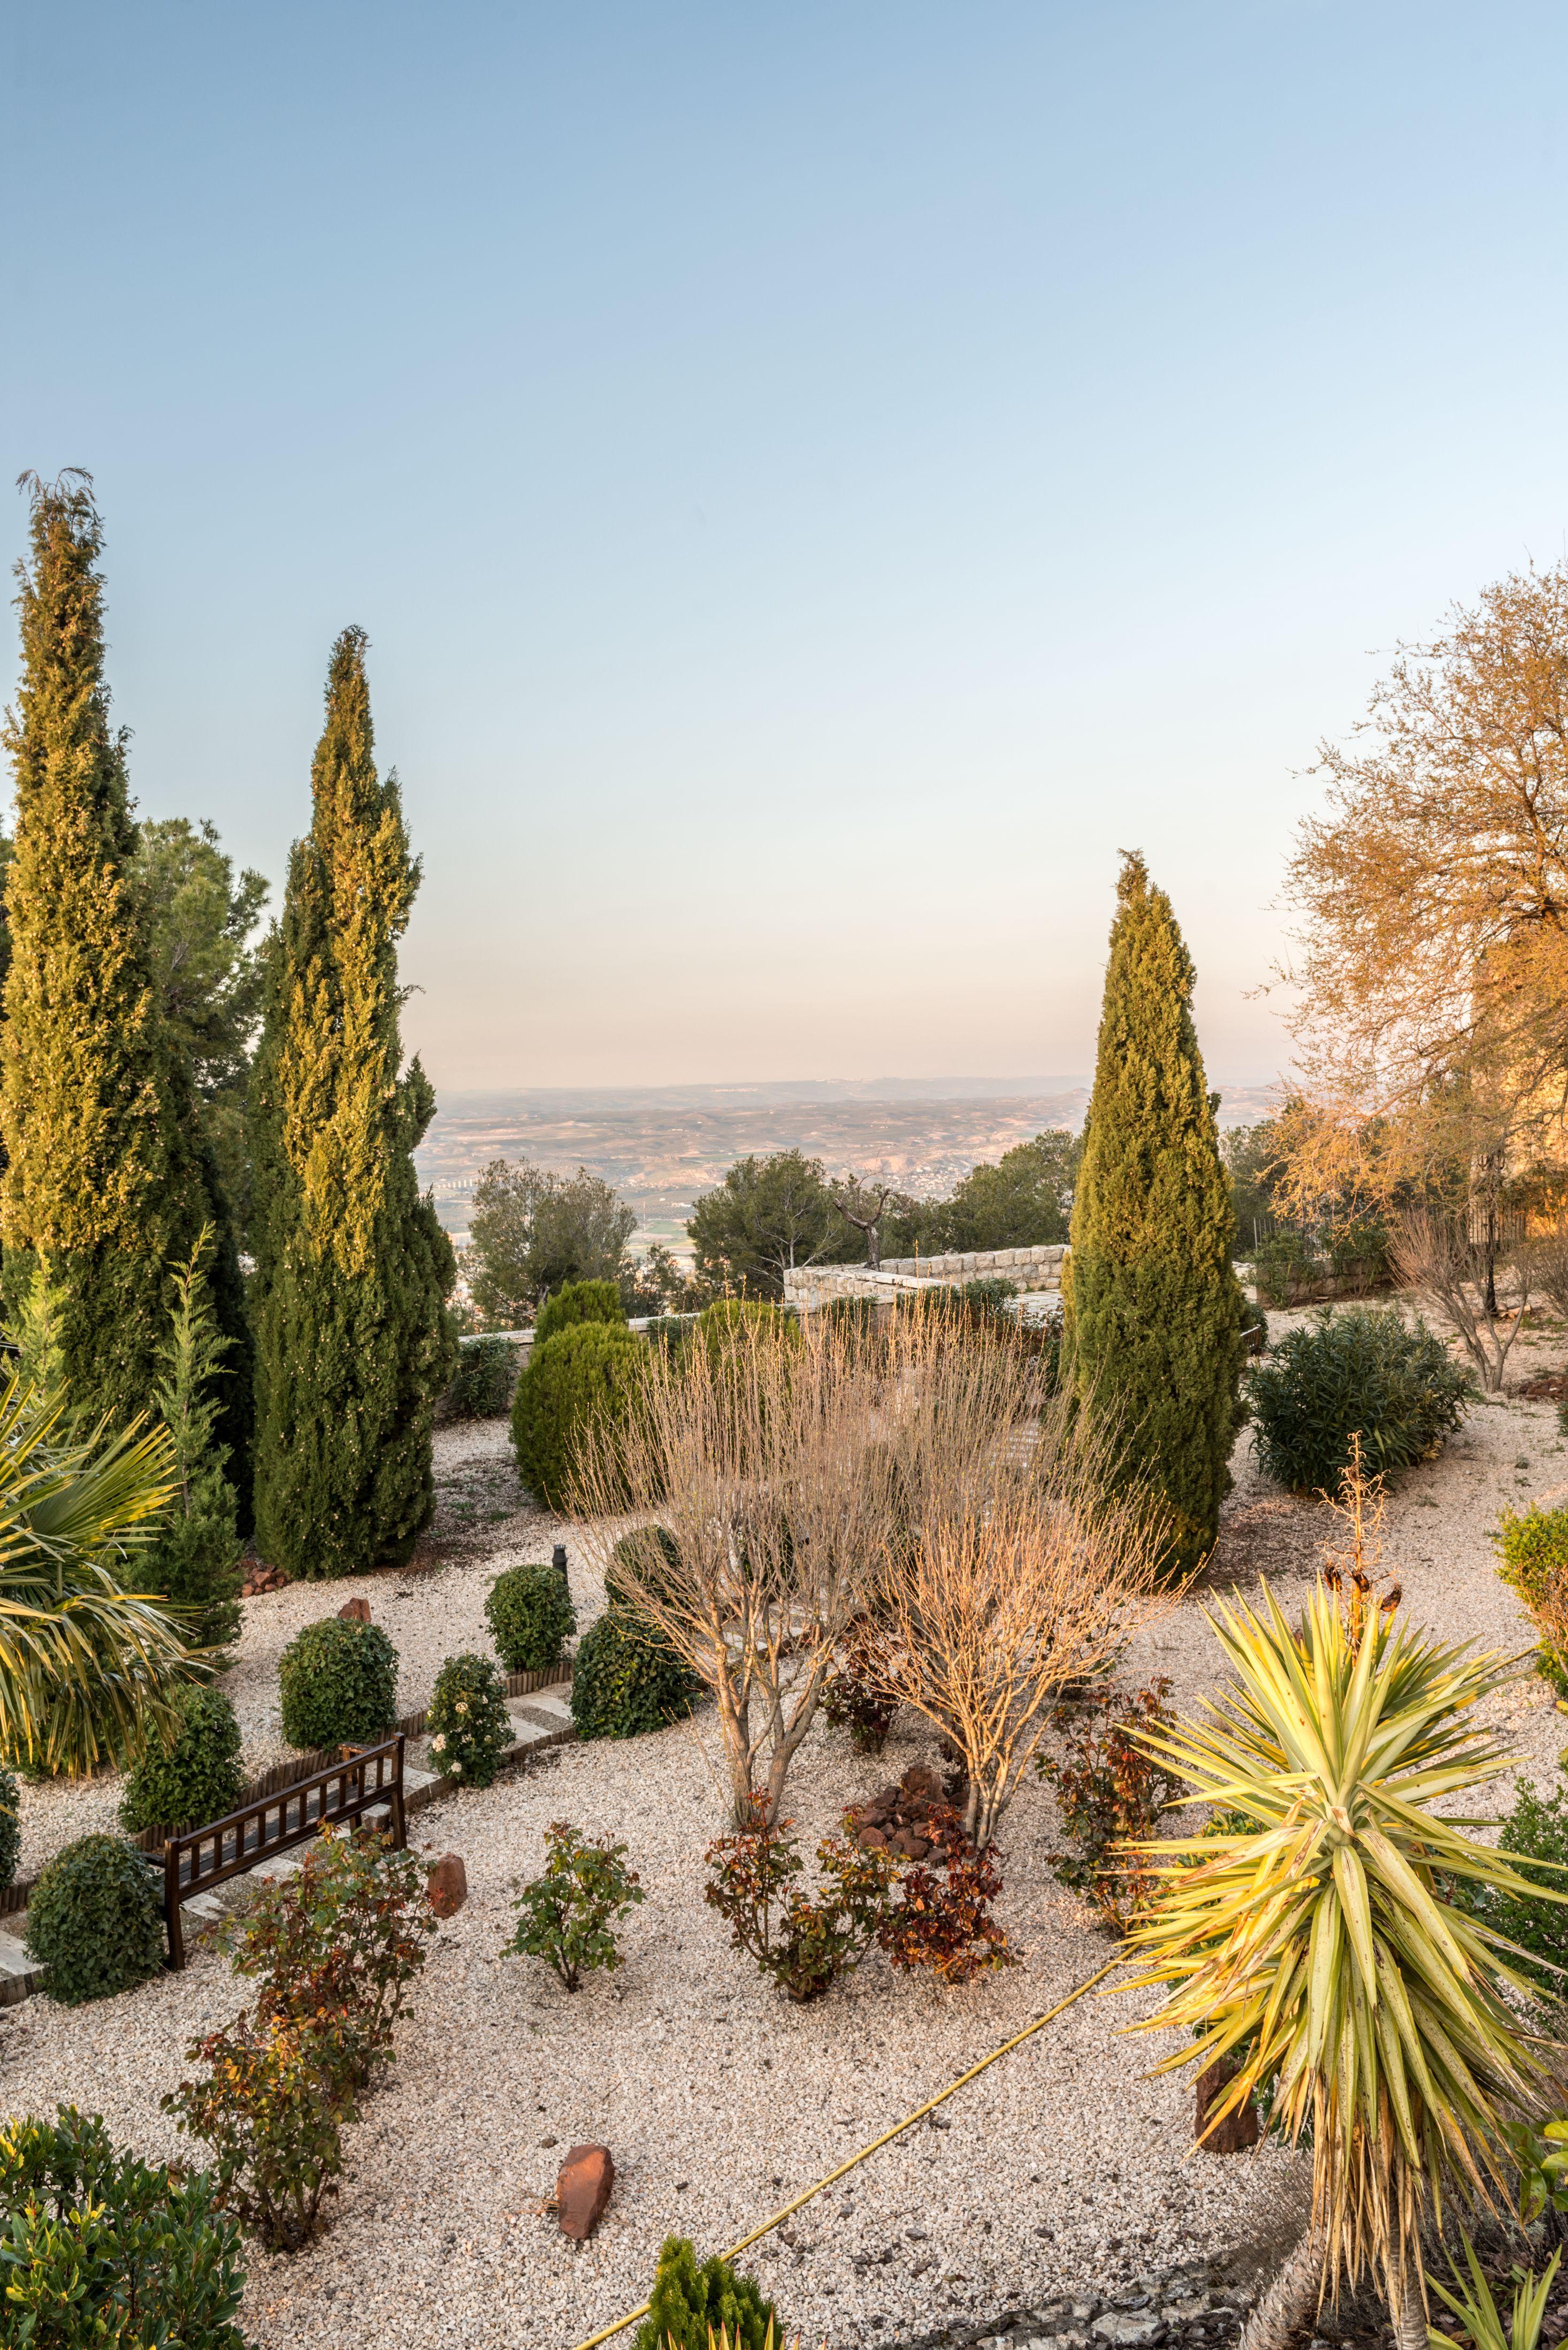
[125, 1230, 243, 1648]
[443, 1334, 519, 1420]
[277, 1618, 399, 1752]
[1238, 1298, 1269, 1356]
[0, 474, 244, 1444]
[1036, 1679, 1185, 1931]
[502, 1820, 645, 1990]
[1222, 1119, 1284, 1253]
[604, 1524, 683, 1613]
[511, 1320, 644, 1511]
[940, 1130, 1077, 1250]
[249, 628, 457, 1580]
[570, 1607, 700, 1740]
[687, 1149, 854, 1300]
[485, 1562, 576, 1672]
[119, 1685, 244, 1834]
[0, 2105, 248, 2347]
[463, 1157, 635, 1326]
[703, 1806, 900, 2002]
[1250, 1306, 1472, 1494]
[26, 1835, 165, 2006]
[1429, 2234, 1560, 2350]
[534, 1279, 626, 1347]
[1252, 1231, 1322, 1306]
[1328, 1219, 1390, 1295]
[634, 2235, 777, 2350]
[0, 1768, 19, 1891]
[165, 2011, 349, 2255]
[426, 1652, 513, 1788]
[1444, 1779, 1568, 2003]
[1064, 853, 1246, 1574]
[619, 1240, 702, 1319]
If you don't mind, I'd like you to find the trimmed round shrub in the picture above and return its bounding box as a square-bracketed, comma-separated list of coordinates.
[605, 1524, 683, 1614]
[443, 1334, 520, 1420]
[0, 1767, 19, 1893]
[1250, 1305, 1472, 1495]
[533, 1279, 627, 1349]
[278, 1617, 399, 1751]
[571, 1608, 701, 1742]
[486, 1561, 577, 1671]
[426, 1652, 513, 1788]
[511, 1321, 644, 1511]
[120, 1686, 245, 1834]
[26, 1835, 165, 2005]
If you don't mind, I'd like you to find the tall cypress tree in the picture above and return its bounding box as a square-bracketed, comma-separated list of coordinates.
[249, 628, 455, 1577]
[0, 474, 247, 1447]
[1064, 851, 1244, 1573]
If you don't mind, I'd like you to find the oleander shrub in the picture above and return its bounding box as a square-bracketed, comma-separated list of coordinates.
[0, 1765, 20, 1893]
[0, 2105, 248, 2345]
[485, 1560, 576, 1673]
[533, 1279, 627, 1349]
[26, 1835, 165, 2006]
[1249, 1305, 1472, 1495]
[511, 1321, 644, 1511]
[635, 2235, 777, 2350]
[277, 1618, 399, 1752]
[502, 1821, 645, 1990]
[570, 1607, 700, 1741]
[426, 1652, 513, 1788]
[120, 1685, 245, 1834]
[443, 1334, 519, 1419]
[1496, 1506, 1568, 1695]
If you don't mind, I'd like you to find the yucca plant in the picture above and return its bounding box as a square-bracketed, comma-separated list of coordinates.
[1122, 1576, 1566, 2350]
[0, 1369, 195, 1774]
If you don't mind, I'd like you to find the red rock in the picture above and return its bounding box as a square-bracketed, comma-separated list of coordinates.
[426, 1853, 467, 1917]
[900, 1765, 943, 1804]
[858, 1827, 888, 1849]
[338, 1597, 372, 1624]
[556, 2144, 614, 2239]
[1195, 2056, 1259, 2153]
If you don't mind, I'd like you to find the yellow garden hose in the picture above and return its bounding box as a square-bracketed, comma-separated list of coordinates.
[569, 1956, 1127, 2350]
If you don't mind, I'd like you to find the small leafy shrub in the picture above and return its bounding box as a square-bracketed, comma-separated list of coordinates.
[820, 1625, 898, 1755]
[277, 1617, 399, 1752]
[876, 1807, 1017, 1985]
[443, 1334, 519, 1419]
[502, 1821, 645, 1990]
[485, 1560, 576, 1672]
[704, 1803, 898, 2002]
[635, 2234, 778, 2350]
[427, 1652, 513, 1787]
[1252, 1231, 1320, 1306]
[1443, 1779, 1568, 2003]
[165, 2010, 349, 2254]
[221, 1827, 436, 2093]
[1496, 1507, 1568, 1694]
[0, 2105, 248, 2346]
[120, 1685, 245, 1834]
[0, 1765, 20, 1893]
[604, 1523, 684, 1613]
[1036, 1679, 1186, 1931]
[1249, 1305, 1472, 1494]
[571, 1606, 701, 1740]
[960, 1276, 1017, 1313]
[533, 1279, 627, 1348]
[1329, 1219, 1390, 1295]
[26, 1835, 165, 2005]
[511, 1320, 643, 1511]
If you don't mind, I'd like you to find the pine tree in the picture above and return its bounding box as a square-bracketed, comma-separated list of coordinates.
[0, 474, 247, 1445]
[125, 1230, 242, 1650]
[1064, 851, 1244, 1574]
[249, 628, 455, 1577]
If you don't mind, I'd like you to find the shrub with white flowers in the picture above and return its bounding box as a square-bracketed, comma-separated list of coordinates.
[425, 1653, 513, 1789]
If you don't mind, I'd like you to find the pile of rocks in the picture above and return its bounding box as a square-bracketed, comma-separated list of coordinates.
[240, 1560, 289, 1598]
[882, 2264, 1256, 2350]
[847, 1764, 967, 1859]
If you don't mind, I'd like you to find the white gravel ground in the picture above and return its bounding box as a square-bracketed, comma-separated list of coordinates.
[4, 1309, 1568, 2349]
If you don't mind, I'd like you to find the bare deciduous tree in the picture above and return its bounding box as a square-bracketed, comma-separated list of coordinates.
[1390, 1209, 1529, 1393]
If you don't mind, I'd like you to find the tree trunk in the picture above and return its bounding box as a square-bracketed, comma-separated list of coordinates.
[1237, 2228, 1322, 2350]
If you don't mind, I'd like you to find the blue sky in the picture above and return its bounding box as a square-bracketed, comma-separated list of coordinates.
[5, 3, 1566, 1089]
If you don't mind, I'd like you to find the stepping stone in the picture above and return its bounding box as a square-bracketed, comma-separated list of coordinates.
[510, 1693, 573, 1730]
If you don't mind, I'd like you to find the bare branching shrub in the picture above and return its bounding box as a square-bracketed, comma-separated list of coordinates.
[870, 1312, 1173, 1847]
[1531, 1218, 1568, 1322]
[571, 1311, 894, 1829]
[1391, 1209, 1528, 1393]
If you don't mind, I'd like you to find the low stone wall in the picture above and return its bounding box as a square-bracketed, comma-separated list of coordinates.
[784, 1244, 1067, 1313]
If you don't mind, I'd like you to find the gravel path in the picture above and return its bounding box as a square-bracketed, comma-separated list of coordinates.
[3, 1310, 1567, 2349]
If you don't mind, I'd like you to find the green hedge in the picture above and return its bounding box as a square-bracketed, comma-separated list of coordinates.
[1249, 1306, 1472, 1494]
[26, 1836, 166, 2005]
[444, 1334, 520, 1419]
[511, 1321, 644, 1512]
[571, 1608, 700, 1741]
[120, 1687, 245, 1834]
[278, 1617, 399, 1751]
[533, 1280, 627, 1349]
[486, 1561, 577, 1672]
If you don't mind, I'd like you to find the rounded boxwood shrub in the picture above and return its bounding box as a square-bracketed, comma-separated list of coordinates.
[1249, 1305, 1472, 1495]
[511, 1321, 644, 1512]
[533, 1279, 627, 1349]
[571, 1607, 701, 1742]
[485, 1560, 576, 1672]
[443, 1334, 520, 1420]
[0, 1766, 20, 1893]
[605, 1524, 683, 1613]
[26, 1835, 166, 2005]
[426, 1652, 513, 1788]
[278, 1617, 399, 1751]
[120, 1687, 245, 1834]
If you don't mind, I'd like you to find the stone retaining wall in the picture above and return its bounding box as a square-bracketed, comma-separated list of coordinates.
[784, 1244, 1067, 1313]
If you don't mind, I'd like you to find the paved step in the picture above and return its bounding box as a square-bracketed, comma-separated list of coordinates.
[0, 1928, 42, 2005]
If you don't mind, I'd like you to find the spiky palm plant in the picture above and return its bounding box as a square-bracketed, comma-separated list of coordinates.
[0, 1370, 194, 1774]
[1122, 1580, 1565, 2350]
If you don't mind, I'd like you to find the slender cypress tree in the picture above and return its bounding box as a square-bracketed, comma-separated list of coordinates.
[1064, 852, 1244, 1573]
[0, 474, 246, 1444]
[249, 628, 455, 1577]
